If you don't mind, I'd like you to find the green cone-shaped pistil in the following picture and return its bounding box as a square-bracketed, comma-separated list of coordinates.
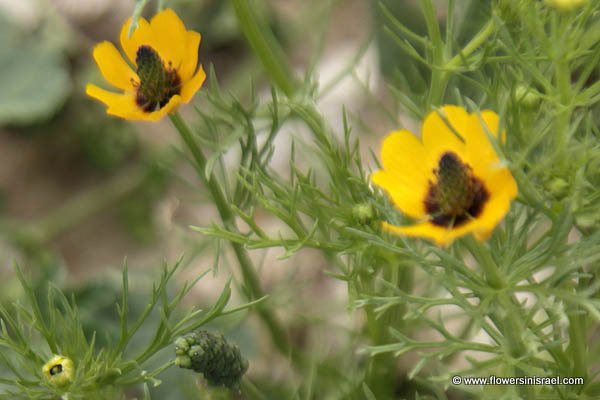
[135, 45, 181, 112]
[425, 152, 488, 227]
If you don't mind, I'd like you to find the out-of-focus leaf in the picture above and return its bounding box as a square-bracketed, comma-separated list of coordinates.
[0, 13, 70, 125]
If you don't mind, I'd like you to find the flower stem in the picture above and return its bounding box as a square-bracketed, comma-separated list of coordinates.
[241, 377, 269, 400]
[553, 14, 573, 165]
[230, 0, 299, 97]
[446, 19, 495, 71]
[420, 0, 447, 108]
[549, 15, 587, 379]
[463, 236, 504, 289]
[495, 294, 536, 400]
[423, 8, 496, 108]
[464, 237, 535, 399]
[168, 112, 291, 358]
[568, 310, 586, 378]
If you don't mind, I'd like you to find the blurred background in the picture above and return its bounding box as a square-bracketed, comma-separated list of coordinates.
[0, 0, 386, 275]
[0, 0, 484, 398]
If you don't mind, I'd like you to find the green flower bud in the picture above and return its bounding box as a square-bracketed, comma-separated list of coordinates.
[352, 203, 375, 225]
[548, 177, 569, 199]
[514, 85, 541, 107]
[174, 330, 249, 388]
[42, 355, 74, 388]
[545, 0, 588, 12]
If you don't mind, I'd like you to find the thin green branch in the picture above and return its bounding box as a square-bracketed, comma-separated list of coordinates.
[230, 0, 299, 97]
[169, 112, 292, 359]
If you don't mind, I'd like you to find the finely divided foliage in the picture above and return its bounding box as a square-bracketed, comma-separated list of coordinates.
[1, 0, 599, 399]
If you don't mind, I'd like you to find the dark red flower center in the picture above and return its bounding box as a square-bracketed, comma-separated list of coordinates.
[425, 152, 489, 227]
[134, 45, 181, 112]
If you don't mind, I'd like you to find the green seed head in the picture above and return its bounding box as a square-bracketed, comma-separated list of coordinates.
[174, 330, 249, 388]
[175, 355, 192, 369]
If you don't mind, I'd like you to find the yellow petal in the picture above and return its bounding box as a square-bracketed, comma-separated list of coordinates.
[86, 84, 146, 121]
[120, 16, 152, 65]
[178, 31, 201, 81]
[120, 9, 190, 78]
[422, 105, 469, 163]
[463, 110, 502, 169]
[479, 165, 518, 202]
[147, 8, 188, 70]
[472, 190, 515, 233]
[479, 110, 501, 139]
[144, 95, 183, 121]
[383, 218, 488, 247]
[473, 229, 493, 242]
[378, 130, 433, 190]
[86, 84, 134, 111]
[92, 42, 137, 90]
[383, 221, 462, 247]
[180, 64, 206, 102]
[371, 171, 427, 218]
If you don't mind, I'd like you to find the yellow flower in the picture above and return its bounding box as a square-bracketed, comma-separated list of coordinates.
[42, 355, 75, 388]
[544, 0, 588, 12]
[86, 9, 206, 121]
[371, 105, 518, 247]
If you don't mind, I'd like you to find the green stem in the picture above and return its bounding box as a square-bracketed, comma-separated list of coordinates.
[553, 15, 573, 164]
[550, 16, 586, 380]
[420, 0, 447, 108]
[446, 19, 495, 70]
[423, 10, 496, 108]
[241, 377, 269, 400]
[230, 0, 299, 97]
[463, 236, 504, 289]
[168, 112, 291, 358]
[568, 311, 587, 378]
[363, 262, 413, 399]
[464, 237, 534, 399]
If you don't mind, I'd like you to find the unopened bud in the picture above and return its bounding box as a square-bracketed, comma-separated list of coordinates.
[514, 85, 541, 107]
[544, 0, 588, 12]
[42, 355, 74, 388]
[548, 177, 569, 198]
[352, 203, 375, 224]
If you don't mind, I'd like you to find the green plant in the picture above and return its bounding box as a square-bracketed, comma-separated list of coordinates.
[2, 0, 599, 398]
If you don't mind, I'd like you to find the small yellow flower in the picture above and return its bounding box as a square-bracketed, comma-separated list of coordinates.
[86, 8, 206, 121]
[544, 0, 588, 12]
[371, 105, 518, 247]
[42, 355, 75, 388]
